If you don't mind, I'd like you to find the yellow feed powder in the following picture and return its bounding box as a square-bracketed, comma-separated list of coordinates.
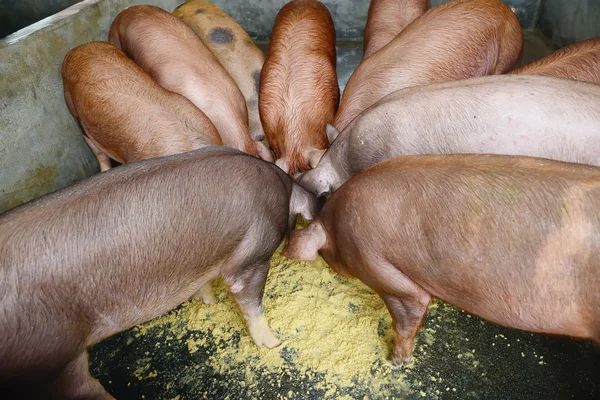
[131, 245, 452, 398]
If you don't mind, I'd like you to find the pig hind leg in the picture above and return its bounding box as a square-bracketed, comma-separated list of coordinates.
[43, 352, 114, 400]
[82, 136, 112, 172]
[355, 258, 431, 366]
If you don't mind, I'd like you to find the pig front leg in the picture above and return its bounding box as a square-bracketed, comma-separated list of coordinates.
[45, 351, 114, 399]
[225, 258, 281, 349]
[193, 282, 218, 304]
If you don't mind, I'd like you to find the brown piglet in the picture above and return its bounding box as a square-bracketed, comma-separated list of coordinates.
[0, 147, 320, 399]
[173, 0, 268, 147]
[109, 5, 273, 161]
[512, 37, 600, 84]
[259, 0, 339, 176]
[286, 153, 600, 366]
[363, 0, 430, 59]
[62, 41, 221, 171]
[334, 0, 523, 134]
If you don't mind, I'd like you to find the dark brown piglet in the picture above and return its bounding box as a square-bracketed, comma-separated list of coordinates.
[0, 147, 319, 399]
[511, 37, 600, 84]
[259, 0, 339, 176]
[363, 0, 430, 59]
[109, 5, 273, 161]
[62, 41, 221, 171]
[286, 154, 600, 366]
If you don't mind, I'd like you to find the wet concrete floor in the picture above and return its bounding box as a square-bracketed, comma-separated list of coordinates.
[89, 34, 600, 399]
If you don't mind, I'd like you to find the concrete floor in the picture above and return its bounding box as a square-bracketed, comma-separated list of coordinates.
[89, 34, 600, 400]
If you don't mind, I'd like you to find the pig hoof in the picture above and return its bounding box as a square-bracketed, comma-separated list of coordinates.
[195, 292, 218, 304]
[248, 314, 281, 348]
[253, 329, 281, 349]
[193, 284, 218, 304]
[391, 352, 413, 368]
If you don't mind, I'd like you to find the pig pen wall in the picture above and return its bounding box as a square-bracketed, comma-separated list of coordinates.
[539, 0, 600, 48]
[0, 0, 593, 214]
[0, 1, 80, 38]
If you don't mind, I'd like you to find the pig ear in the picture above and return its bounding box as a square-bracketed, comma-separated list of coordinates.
[326, 123, 340, 144]
[275, 158, 289, 174]
[307, 149, 326, 169]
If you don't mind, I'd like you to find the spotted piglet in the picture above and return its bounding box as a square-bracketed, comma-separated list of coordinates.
[174, 0, 269, 152]
[259, 0, 339, 176]
[109, 5, 273, 161]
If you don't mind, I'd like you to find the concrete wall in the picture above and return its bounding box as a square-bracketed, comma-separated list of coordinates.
[539, 0, 600, 48]
[0, 0, 183, 213]
[0, 1, 80, 38]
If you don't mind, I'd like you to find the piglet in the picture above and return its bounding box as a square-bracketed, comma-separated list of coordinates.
[259, 0, 339, 176]
[0, 147, 319, 399]
[286, 153, 600, 365]
[173, 0, 268, 146]
[512, 37, 600, 84]
[299, 75, 600, 197]
[62, 41, 221, 171]
[363, 0, 430, 59]
[334, 0, 523, 134]
[109, 5, 273, 161]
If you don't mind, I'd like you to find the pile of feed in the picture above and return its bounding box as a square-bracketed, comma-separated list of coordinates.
[126, 246, 463, 399]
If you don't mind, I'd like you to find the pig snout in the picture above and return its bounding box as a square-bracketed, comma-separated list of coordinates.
[284, 220, 327, 261]
[297, 167, 333, 198]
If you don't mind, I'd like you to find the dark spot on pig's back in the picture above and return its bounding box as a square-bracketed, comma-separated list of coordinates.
[247, 97, 258, 108]
[210, 28, 234, 44]
[253, 70, 261, 95]
[195, 8, 204, 14]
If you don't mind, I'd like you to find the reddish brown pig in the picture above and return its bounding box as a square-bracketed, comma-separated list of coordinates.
[511, 37, 600, 84]
[363, 0, 430, 59]
[259, 0, 339, 176]
[0, 147, 320, 399]
[62, 41, 221, 172]
[285, 154, 600, 366]
[109, 5, 273, 161]
[334, 0, 523, 133]
[173, 0, 268, 147]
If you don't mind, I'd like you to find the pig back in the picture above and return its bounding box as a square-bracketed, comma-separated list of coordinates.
[259, 0, 339, 174]
[363, 0, 430, 59]
[326, 154, 600, 338]
[62, 42, 221, 162]
[511, 37, 600, 84]
[343, 75, 600, 174]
